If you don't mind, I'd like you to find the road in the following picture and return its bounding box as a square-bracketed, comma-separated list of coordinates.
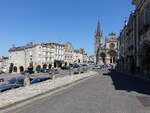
[6, 70, 150, 113]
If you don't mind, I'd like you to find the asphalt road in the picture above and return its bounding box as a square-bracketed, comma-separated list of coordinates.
[6, 70, 150, 113]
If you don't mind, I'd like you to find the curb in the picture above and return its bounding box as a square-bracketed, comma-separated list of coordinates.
[0, 72, 97, 111]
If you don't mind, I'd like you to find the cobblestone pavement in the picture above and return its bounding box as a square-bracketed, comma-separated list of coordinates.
[6, 70, 150, 113]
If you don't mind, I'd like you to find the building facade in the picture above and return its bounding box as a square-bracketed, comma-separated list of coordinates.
[8, 41, 89, 73]
[105, 33, 119, 64]
[94, 22, 119, 65]
[87, 55, 95, 64]
[72, 48, 88, 64]
[79, 48, 88, 64]
[119, 0, 150, 74]
[73, 49, 83, 64]
[9, 42, 65, 73]
[0, 56, 9, 73]
[64, 42, 74, 66]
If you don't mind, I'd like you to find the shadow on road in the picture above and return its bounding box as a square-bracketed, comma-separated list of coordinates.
[103, 70, 150, 95]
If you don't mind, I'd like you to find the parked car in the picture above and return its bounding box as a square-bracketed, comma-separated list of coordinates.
[0, 77, 33, 92]
[61, 66, 71, 70]
[92, 65, 102, 70]
[30, 77, 50, 84]
[0, 78, 4, 82]
[80, 64, 88, 67]
[0, 77, 24, 92]
[40, 69, 49, 73]
[72, 64, 80, 68]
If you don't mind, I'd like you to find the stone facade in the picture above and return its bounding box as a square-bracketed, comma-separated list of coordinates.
[9, 42, 65, 73]
[94, 22, 119, 65]
[118, 0, 150, 74]
[64, 42, 74, 66]
[105, 33, 119, 64]
[87, 55, 95, 64]
[73, 48, 88, 64]
[79, 48, 88, 63]
[0, 57, 9, 73]
[8, 41, 89, 73]
[73, 49, 83, 64]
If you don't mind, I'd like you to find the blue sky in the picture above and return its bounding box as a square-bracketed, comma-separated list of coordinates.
[0, 0, 135, 56]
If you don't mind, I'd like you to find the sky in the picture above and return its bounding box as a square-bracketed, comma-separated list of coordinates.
[0, 0, 135, 56]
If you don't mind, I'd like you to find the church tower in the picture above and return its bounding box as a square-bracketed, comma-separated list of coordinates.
[94, 21, 103, 64]
[94, 21, 103, 55]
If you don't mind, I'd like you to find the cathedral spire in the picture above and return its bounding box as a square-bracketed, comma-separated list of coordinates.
[96, 20, 102, 36]
[97, 21, 101, 33]
[94, 20, 103, 59]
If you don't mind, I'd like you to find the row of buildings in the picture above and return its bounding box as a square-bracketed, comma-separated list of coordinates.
[118, 0, 150, 74]
[1, 42, 93, 73]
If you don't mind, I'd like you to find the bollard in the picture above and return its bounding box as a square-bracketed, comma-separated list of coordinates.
[81, 67, 84, 73]
[72, 68, 76, 75]
[51, 69, 55, 80]
[69, 69, 72, 75]
[52, 73, 55, 80]
[49, 69, 53, 79]
[85, 67, 88, 73]
[73, 68, 78, 74]
[24, 72, 30, 87]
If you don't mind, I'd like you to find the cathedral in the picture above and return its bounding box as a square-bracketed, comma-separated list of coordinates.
[94, 21, 119, 65]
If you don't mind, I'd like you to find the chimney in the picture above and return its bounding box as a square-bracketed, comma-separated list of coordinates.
[27, 42, 33, 46]
[12, 44, 16, 48]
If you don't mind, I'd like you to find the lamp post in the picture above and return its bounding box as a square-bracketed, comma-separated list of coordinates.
[24, 48, 27, 70]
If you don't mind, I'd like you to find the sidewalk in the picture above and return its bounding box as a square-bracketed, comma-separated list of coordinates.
[0, 71, 97, 110]
[117, 70, 150, 82]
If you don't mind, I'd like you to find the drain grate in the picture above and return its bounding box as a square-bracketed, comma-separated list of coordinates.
[136, 96, 150, 107]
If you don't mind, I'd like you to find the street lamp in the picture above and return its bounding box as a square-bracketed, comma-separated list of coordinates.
[24, 48, 27, 70]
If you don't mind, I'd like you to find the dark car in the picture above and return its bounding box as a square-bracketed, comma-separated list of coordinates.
[72, 64, 80, 68]
[81, 64, 88, 67]
[61, 66, 71, 70]
[30, 77, 50, 84]
[0, 77, 33, 92]
[40, 69, 49, 73]
[0, 77, 24, 92]
[0, 78, 4, 83]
